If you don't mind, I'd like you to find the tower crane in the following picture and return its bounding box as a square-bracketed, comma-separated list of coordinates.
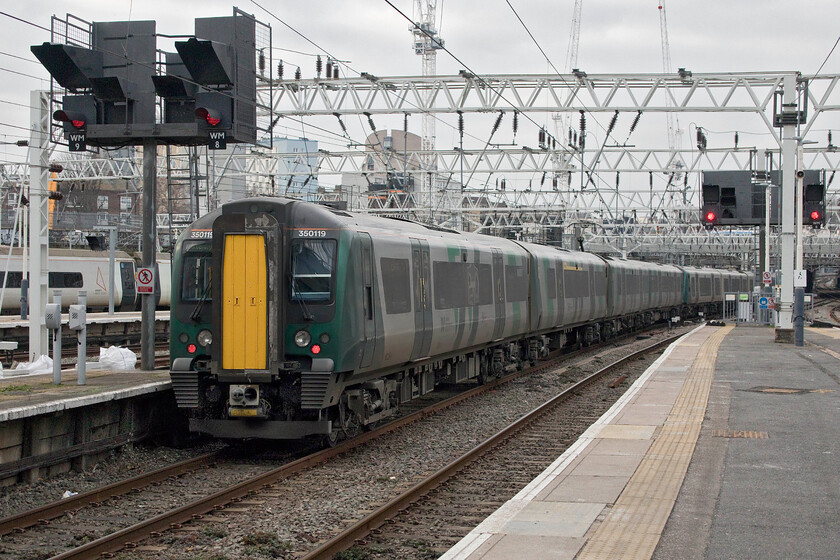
[658, 1, 684, 188]
[411, 1, 444, 203]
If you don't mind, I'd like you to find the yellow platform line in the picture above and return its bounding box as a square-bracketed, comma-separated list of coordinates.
[576, 325, 733, 560]
[807, 326, 840, 340]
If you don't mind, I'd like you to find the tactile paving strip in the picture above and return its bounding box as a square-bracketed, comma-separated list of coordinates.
[576, 325, 733, 559]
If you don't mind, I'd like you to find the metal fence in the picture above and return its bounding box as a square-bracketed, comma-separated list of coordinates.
[723, 291, 814, 326]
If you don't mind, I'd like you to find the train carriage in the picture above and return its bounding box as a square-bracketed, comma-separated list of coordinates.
[170, 197, 752, 443]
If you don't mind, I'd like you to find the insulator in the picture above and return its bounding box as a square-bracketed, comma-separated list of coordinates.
[404, 113, 409, 133]
[629, 110, 642, 134]
[649, 171, 654, 188]
[513, 111, 519, 136]
[607, 110, 618, 135]
[568, 127, 573, 143]
[326, 60, 333, 79]
[538, 128, 546, 146]
[295, 67, 301, 80]
[364, 112, 376, 132]
[828, 170, 835, 186]
[552, 176, 558, 189]
[735, 131, 739, 148]
[458, 111, 464, 135]
[500, 179, 506, 191]
[333, 66, 339, 79]
[333, 113, 348, 135]
[316, 55, 322, 77]
[491, 112, 503, 135]
[259, 49, 266, 74]
[540, 172, 546, 187]
[615, 171, 620, 187]
[278, 60, 284, 79]
[579, 110, 586, 133]
[829, 130, 833, 146]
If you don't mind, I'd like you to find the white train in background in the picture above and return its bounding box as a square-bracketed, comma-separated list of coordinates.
[0, 247, 171, 312]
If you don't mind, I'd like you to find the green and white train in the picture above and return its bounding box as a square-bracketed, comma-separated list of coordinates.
[169, 197, 751, 443]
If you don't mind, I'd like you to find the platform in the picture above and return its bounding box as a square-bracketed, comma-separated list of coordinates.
[441, 324, 840, 560]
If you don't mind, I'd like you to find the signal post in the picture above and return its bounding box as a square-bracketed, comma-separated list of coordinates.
[30, 10, 263, 369]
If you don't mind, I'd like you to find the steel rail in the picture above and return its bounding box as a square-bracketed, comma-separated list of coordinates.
[0, 451, 222, 536]
[34, 327, 678, 559]
[298, 333, 684, 560]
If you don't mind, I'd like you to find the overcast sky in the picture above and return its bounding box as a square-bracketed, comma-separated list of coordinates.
[1, 0, 839, 174]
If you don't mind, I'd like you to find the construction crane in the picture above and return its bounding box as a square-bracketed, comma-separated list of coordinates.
[658, 0, 684, 189]
[411, 1, 444, 203]
[565, 0, 583, 76]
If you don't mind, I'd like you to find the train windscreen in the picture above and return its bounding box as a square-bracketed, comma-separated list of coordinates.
[291, 239, 335, 302]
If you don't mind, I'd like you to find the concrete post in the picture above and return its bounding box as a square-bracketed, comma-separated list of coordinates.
[776, 73, 797, 341]
[77, 290, 87, 385]
[52, 290, 61, 385]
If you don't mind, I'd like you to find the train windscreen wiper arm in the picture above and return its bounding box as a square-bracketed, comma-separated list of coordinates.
[190, 282, 211, 322]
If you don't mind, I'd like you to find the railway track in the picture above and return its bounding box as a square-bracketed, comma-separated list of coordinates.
[0, 325, 688, 560]
[300, 334, 678, 560]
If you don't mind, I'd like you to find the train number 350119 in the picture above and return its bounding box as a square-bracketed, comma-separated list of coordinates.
[297, 229, 328, 238]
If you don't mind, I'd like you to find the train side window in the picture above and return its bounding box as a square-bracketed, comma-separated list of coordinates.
[380, 257, 411, 314]
[47, 272, 81, 288]
[181, 241, 212, 302]
[546, 267, 557, 299]
[505, 264, 528, 302]
[0, 272, 22, 288]
[478, 264, 493, 305]
[291, 239, 336, 302]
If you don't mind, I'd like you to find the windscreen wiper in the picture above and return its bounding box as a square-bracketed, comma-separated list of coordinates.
[190, 282, 211, 322]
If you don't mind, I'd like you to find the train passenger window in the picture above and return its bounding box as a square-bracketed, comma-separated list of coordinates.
[380, 258, 411, 314]
[0, 272, 22, 288]
[48, 272, 83, 288]
[291, 240, 336, 302]
[546, 268, 557, 299]
[478, 264, 493, 305]
[505, 264, 528, 302]
[181, 241, 212, 302]
[433, 261, 469, 309]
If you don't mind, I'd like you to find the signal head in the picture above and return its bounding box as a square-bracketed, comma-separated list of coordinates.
[52, 110, 86, 129]
[195, 106, 222, 127]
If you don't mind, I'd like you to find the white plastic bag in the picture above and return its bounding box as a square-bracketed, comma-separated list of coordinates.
[99, 346, 137, 371]
[14, 355, 53, 375]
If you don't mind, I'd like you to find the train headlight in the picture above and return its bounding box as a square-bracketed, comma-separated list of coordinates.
[197, 329, 213, 347]
[294, 330, 311, 348]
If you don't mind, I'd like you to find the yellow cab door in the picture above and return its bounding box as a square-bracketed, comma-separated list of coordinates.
[222, 234, 267, 369]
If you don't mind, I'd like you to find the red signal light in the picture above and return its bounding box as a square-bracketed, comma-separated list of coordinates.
[195, 107, 221, 126]
[52, 110, 86, 129]
[810, 210, 820, 221]
[705, 211, 716, 223]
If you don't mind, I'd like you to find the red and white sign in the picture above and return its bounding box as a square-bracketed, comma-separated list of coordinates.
[762, 271, 772, 285]
[136, 267, 155, 294]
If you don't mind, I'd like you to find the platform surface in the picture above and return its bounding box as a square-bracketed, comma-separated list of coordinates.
[441, 324, 840, 560]
[0, 367, 170, 421]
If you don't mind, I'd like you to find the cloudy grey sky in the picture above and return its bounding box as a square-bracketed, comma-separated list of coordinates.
[1, 0, 838, 171]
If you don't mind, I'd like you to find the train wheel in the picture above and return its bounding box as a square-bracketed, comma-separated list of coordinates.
[322, 427, 341, 448]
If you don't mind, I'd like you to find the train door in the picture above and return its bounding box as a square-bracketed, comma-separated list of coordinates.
[221, 234, 267, 370]
[119, 261, 136, 310]
[410, 238, 432, 360]
[359, 233, 376, 369]
[492, 249, 506, 340]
